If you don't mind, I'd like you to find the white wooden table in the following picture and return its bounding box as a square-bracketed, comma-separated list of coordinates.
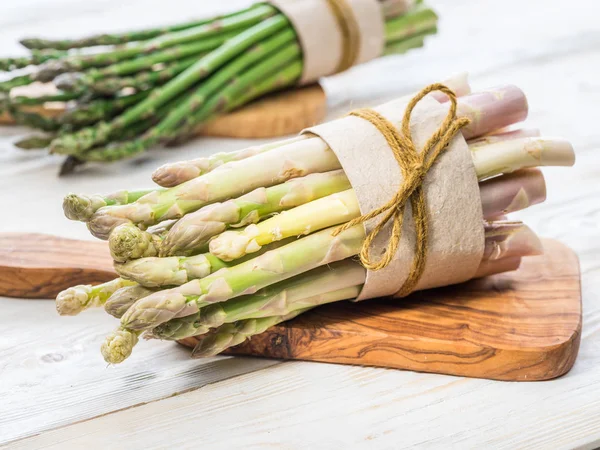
[1, 0, 600, 448]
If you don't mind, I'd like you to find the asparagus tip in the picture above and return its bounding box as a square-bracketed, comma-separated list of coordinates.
[101, 329, 139, 364]
[63, 193, 95, 221]
[56, 285, 91, 316]
[58, 156, 85, 176]
[109, 223, 154, 262]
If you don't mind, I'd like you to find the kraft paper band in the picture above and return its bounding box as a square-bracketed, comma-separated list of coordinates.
[304, 94, 485, 301]
[268, 0, 385, 84]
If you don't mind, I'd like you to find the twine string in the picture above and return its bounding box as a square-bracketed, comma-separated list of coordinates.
[332, 83, 471, 296]
[325, 0, 361, 73]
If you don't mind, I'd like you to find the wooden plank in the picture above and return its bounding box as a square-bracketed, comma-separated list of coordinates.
[0, 296, 280, 444]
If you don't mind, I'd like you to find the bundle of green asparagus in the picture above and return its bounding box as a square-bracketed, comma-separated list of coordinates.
[56, 79, 575, 364]
[0, 0, 438, 174]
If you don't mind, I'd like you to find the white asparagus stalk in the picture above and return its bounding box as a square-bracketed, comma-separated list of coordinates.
[472, 137, 575, 180]
[468, 128, 541, 148]
[479, 169, 546, 218]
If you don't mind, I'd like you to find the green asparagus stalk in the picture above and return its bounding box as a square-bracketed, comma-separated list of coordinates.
[36, 5, 278, 79]
[59, 91, 149, 126]
[6, 106, 61, 131]
[384, 4, 438, 42]
[115, 252, 230, 287]
[104, 284, 155, 318]
[190, 308, 311, 358]
[86, 136, 340, 239]
[209, 163, 551, 262]
[211, 189, 359, 261]
[383, 30, 430, 56]
[63, 188, 160, 221]
[115, 237, 294, 286]
[85, 55, 200, 95]
[10, 91, 79, 106]
[56, 278, 136, 316]
[19, 6, 257, 50]
[72, 32, 300, 162]
[53, 41, 215, 92]
[152, 136, 306, 188]
[49, 15, 291, 155]
[161, 170, 351, 257]
[151, 261, 364, 340]
[118, 224, 364, 334]
[115, 221, 542, 358]
[0, 49, 66, 71]
[14, 133, 54, 149]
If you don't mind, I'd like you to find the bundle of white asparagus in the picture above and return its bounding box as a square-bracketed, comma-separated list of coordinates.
[56, 74, 575, 363]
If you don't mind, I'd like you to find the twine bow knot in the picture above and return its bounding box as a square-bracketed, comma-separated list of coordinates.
[332, 83, 471, 296]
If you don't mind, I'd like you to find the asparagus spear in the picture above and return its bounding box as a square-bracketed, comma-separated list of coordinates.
[119, 224, 365, 332]
[56, 278, 136, 316]
[58, 91, 149, 126]
[36, 5, 278, 78]
[0, 49, 66, 71]
[472, 137, 575, 180]
[75, 36, 301, 162]
[84, 55, 200, 95]
[152, 136, 306, 188]
[104, 284, 155, 319]
[210, 189, 359, 261]
[190, 308, 313, 358]
[49, 14, 291, 155]
[86, 136, 341, 239]
[19, 5, 257, 50]
[192, 248, 532, 358]
[479, 169, 546, 218]
[384, 4, 438, 42]
[161, 170, 352, 257]
[151, 261, 365, 339]
[119, 221, 542, 358]
[115, 252, 227, 287]
[63, 188, 160, 221]
[467, 128, 541, 147]
[14, 133, 54, 150]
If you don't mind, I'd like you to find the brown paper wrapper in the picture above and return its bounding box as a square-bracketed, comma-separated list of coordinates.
[304, 95, 485, 301]
[268, 0, 384, 84]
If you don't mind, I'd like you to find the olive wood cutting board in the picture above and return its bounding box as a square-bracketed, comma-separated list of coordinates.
[0, 233, 581, 381]
[0, 84, 327, 139]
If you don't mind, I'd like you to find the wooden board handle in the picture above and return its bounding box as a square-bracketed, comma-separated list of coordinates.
[0, 233, 115, 298]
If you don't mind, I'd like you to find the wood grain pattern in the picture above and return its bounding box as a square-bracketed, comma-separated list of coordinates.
[0, 233, 114, 298]
[0, 84, 326, 139]
[179, 239, 581, 382]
